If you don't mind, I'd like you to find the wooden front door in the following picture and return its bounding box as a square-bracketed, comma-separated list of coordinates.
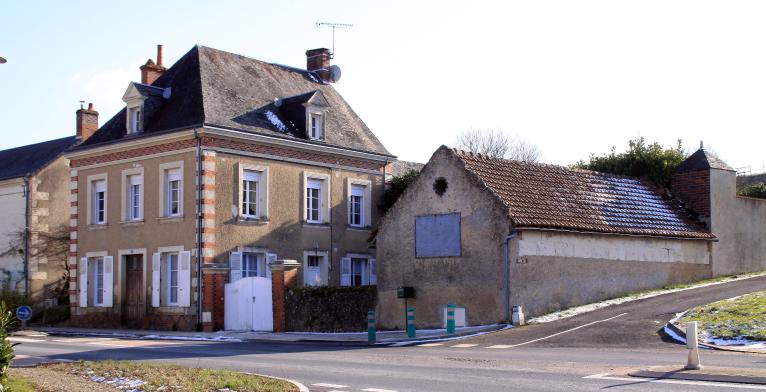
[124, 255, 144, 328]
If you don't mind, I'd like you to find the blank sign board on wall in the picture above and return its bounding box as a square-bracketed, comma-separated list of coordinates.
[415, 213, 461, 257]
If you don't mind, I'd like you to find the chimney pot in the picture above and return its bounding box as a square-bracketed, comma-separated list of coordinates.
[87, 102, 94, 111]
[76, 103, 99, 140]
[157, 44, 163, 67]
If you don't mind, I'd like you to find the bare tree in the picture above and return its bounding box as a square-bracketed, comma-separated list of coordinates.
[454, 128, 542, 162]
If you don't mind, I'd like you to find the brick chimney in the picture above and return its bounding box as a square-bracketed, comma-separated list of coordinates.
[76, 102, 99, 140]
[140, 44, 166, 85]
[306, 48, 332, 82]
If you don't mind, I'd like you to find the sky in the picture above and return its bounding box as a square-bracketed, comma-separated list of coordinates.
[2, 1, 766, 172]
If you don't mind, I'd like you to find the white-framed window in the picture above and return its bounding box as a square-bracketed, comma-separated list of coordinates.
[230, 251, 277, 282]
[127, 106, 142, 134]
[242, 253, 265, 278]
[306, 179, 322, 223]
[341, 256, 377, 287]
[303, 251, 328, 287]
[166, 168, 182, 217]
[241, 170, 260, 218]
[128, 175, 142, 221]
[78, 253, 113, 308]
[349, 185, 365, 227]
[166, 252, 179, 305]
[93, 180, 107, 224]
[309, 113, 323, 140]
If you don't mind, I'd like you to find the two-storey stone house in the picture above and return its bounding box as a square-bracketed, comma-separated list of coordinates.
[66, 45, 394, 331]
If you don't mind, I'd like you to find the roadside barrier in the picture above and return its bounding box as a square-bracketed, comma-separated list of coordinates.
[446, 304, 456, 334]
[407, 308, 416, 338]
[368, 309, 376, 343]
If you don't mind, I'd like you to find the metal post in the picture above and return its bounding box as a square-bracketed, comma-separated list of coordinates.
[685, 321, 703, 370]
[446, 304, 456, 334]
[367, 309, 376, 343]
[406, 307, 416, 338]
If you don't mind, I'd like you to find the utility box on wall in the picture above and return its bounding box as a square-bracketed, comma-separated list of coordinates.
[442, 306, 466, 328]
[397, 286, 415, 299]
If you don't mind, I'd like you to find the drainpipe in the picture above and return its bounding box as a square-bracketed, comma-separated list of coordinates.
[503, 230, 518, 323]
[195, 132, 204, 326]
[23, 176, 31, 298]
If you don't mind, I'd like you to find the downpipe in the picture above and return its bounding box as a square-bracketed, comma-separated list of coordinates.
[503, 230, 518, 323]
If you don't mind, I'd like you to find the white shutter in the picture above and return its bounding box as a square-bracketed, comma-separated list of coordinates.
[230, 252, 243, 282]
[178, 251, 191, 307]
[266, 253, 277, 279]
[79, 257, 88, 307]
[369, 258, 377, 285]
[341, 257, 351, 286]
[152, 252, 161, 307]
[102, 256, 114, 307]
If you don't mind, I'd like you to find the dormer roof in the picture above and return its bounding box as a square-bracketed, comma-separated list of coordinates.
[675, 148, 734, 173]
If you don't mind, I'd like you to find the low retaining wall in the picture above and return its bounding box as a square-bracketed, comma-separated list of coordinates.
[284, 285, 377, 332]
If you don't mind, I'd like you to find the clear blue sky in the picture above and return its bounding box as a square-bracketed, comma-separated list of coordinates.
[2, 1, 766, 172]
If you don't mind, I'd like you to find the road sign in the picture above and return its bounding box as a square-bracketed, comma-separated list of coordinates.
[16, 305, 32, 321]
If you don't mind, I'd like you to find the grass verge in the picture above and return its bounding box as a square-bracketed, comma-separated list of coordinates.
[2, 376, 36, 392]
[681, 290, 766, 341]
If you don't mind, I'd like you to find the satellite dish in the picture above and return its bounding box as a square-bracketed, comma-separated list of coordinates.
[329, 65, 341, 83]
[0, 56, 6, 64]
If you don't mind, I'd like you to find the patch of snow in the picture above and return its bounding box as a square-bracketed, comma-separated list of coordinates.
[266, 111, 288, 133]
[142, 334, 242, 342]
[703, 335, 766, 348]
[281, 324, 503, 335]
[307, 72, 320, 83]
[528, 271, 766, 324]
[383, 325, 512, 346]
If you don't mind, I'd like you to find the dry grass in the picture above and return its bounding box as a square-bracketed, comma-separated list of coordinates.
[681, 290, 766, 341]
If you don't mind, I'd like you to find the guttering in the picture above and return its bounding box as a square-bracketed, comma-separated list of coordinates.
[517, 226, 717, 242]
[64, 126, 200, 158]
[23, 176, 31, 297]
[503, 230, 518, 323]
[195, 131, 204, 327]
[200, 124, 396, 162]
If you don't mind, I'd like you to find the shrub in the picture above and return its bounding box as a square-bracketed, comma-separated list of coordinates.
[738, 182, 766, 199]
[0, 301, 18, 385]
[381, 169, 419, 214]
[285, 285, 377, 332]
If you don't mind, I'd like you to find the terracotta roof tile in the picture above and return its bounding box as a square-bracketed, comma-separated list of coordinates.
[451, 148, 714, 239]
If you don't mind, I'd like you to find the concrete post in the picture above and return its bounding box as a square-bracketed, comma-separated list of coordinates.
[367, 310, 376, 343]
[685, 321, 703, 370]
[406, 307, 416, 338]
[512, 305, 525, 326]
[446, 304, 456, 334]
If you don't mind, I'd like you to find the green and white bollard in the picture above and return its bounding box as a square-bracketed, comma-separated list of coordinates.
[406, 307, 416, 338]
[446, 304, 456, 334]
[367, 309, 376, 343]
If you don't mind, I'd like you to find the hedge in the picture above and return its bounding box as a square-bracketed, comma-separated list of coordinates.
[284, 285, 377, 332]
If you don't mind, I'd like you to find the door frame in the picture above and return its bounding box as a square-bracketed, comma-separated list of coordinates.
[118, 248, 147, 322]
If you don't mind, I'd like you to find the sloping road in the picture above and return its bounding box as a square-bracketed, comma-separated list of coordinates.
[464, 274, 766, 348]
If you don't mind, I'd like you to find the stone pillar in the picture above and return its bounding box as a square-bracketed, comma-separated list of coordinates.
[269, 260, 301, 332]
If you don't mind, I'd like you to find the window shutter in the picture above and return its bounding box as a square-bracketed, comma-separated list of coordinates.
[102, 256, 114, 307]
[178, 251, 192, 307]
[341, 257, 351, 286]
[79, 257, 88, 308]
[230, 252, 243, 282]
[266, 253, 277, 279]
[152, 252, 161, 307]
[369, 258, 377, 285]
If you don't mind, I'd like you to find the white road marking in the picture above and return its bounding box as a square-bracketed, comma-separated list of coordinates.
[486, 344, 514, 349]
[502, 313, 628, 348]
[311, 383, 349, 388]
[584, 373, 766, 390]
[362, 389, 398, 392]
[417, 343, 444, 347]
[8, 337, 42, 343]
[451, 344, 478, 348]
[14, 354, 30, 359]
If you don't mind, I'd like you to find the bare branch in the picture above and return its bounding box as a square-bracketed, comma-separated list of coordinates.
[454, 128, 542, 162]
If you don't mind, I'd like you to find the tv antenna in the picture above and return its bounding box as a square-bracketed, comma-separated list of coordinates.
[316, 22, 353, 58]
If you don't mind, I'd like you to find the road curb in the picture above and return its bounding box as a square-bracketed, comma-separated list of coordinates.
[241, 371, 310, 392]
[664, 321, 766, 355]
[629, 368, 766, 385]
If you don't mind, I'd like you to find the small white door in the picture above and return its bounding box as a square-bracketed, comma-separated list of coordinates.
[251, 277, 273, 331]
[224, 276, 273, 332]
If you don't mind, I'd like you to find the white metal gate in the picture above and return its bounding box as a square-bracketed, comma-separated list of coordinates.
[224, 277, 273, 331]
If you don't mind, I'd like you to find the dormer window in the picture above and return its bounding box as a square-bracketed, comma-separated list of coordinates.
[128, 106, 142, 134]
[309, 113, 323, 140]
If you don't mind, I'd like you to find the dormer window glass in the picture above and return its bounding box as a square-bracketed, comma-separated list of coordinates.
[128, 106, 142, 134]
[309, 113, 323, 140]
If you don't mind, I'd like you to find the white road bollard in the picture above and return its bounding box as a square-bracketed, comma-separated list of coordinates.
[685, 321, 703, 370]
[511, 305, 525, 326]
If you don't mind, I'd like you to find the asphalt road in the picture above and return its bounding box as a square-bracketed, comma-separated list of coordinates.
[12, 275, 766, 392]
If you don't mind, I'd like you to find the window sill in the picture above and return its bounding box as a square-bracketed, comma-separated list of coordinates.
[120, 220, 145, 227]
[158, 215, 184, 224]
[346, 225, 372, 232]
[87, 224, 108, 231]
[302, 222, 330, 229]
[236, 217, 269, 225]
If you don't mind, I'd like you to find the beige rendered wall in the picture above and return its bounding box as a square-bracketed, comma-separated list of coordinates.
[213, 152, 384, 286]
[74, 146, 198, 317]
[0, 180, 26, 292]
[377, 148, 511, 329]
[510, 231, 712, 317]
[710, 168, 766, 276]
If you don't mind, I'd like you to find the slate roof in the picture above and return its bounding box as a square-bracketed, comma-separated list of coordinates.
[390, 160, 425, 177]
[77, 46, 392, 157]
[0, 136, 79, 181]
[675, 149, 733, 173]
[448, 147, 714, 239]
